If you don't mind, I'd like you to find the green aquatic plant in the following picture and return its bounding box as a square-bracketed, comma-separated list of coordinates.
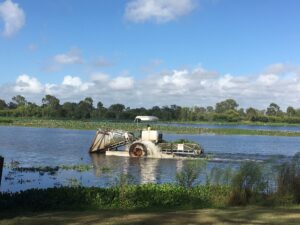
[60, 164, 93, 172]
[66, 178, 81, 187]
[12, 166, 59, 175]
[176, 160, 207, 188]
[4, 117, 300, 136]
[0, 184, 231, 211]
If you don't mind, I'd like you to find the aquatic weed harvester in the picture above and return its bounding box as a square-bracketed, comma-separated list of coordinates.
[89, 116, 204, 158]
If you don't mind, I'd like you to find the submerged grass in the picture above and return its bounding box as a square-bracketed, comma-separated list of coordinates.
[5, 164, 98, 173]
[2, 117, 300, 136]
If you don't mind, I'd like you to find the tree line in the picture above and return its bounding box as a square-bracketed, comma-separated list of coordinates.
[1, 95, 300, 123]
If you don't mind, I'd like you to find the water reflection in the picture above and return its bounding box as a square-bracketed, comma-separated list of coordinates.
[1, 126, 300, 192]
[90, 153, 161, 184]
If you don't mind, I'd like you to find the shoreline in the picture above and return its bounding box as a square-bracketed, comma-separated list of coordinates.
[1, 118, 300, 136]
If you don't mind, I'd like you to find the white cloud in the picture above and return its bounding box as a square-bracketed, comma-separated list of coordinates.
[53, 48, 83, 65]
[62, 75, 93, 91]
[257, 73, 279, 86]
[125, 0, 197, 23]
[109, 76, 134, 90]
[3, 63, 300, 109]
[43, 48, 83, 72]
[14, 74, 43, 94]
[90, 73, 109, 82]
[0, 0, 25, 37]
[62, 75, 82, 87]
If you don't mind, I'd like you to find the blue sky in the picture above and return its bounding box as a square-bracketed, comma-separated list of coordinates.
[0, 0, 300, 109]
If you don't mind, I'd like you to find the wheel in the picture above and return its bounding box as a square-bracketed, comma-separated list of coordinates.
[129, 142, 147, 157]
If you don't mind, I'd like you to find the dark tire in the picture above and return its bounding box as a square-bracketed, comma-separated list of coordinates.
[129, 142, 147, 157]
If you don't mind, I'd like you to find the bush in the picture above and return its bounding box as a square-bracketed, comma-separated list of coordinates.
[176, 160, 207, 188]
[276, 153, 300, 203]
[229, 161, 268, 205]
[0, 184, 231, 211]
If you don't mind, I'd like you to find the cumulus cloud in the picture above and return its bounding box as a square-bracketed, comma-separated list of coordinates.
[0, 0, 25, 37]
[125, 0, 197, 23]
[90, 73, 109, 82]
[14, 74, 43, 94]
[109, 76, 134, 90]
[54, 48, 83, 65]
[3, 63, 300, 109]
[257, 73, 279, 86]
[43, 48, 83, 72]
[61, 75, 93, 91]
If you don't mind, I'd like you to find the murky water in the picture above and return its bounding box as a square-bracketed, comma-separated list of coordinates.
[159, 122, 300, 132]
[0, 126, 299, 192]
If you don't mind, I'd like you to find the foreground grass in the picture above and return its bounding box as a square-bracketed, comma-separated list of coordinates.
[1, 206, 300, 225]
[1, 117, 300, 136]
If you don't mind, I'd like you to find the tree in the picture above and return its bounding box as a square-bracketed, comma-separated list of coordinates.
[42, 95, 60, 108]
[108, 104, 125, 119]
[0, 99, 7, 110]
[215, 99, 238, 113]
[287, 106, 296, 117]
[61, 102, 77, 118]
[266, 103, 281, 116]
[246, 107, 257, 121]
[206, 106, 214, 113]
[42, 95, 60, 117]
[12, 95, 27, 107]
[97, 101, 104, 110]
[75, 97, 94, 119]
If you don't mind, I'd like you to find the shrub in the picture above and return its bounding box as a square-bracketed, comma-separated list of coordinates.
[0, 184, 230, 211]
[176, 160, 207, 188]
[229, 161, 268, 205]
[276, 152, 300, 203]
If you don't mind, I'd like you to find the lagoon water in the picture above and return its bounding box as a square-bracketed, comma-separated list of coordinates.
[0, 126, 300, 192]
[159, 122, 300, 132]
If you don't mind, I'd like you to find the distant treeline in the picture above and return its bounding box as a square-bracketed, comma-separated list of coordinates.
[1, 95, 300, 123]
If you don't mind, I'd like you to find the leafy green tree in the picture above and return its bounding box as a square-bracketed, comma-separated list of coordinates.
[266, 103, 281, 116]
[206, 106, 214, 113]
[215, 99, 238, 113]
[75, 97, 94, 119]
[287, 106, 296, 117]
[0, 99, 7, 110]
[61, 102, 77, 118]
[238, 108, 245, 117]
[97, 101, 103, 110]
[42, 95, 60, 117]
[108, 104, 125, 119]
[12, 95, 27, 107]
[246, 107, 257, 121]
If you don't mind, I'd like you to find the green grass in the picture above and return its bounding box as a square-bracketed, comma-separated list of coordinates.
[0, 185, 231, 211]
[2, 117, 300, 136]
[1, 206, 300, 225]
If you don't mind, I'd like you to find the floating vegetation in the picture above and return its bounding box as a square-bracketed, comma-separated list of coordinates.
[12, 166, 59, 175]
[101, 167, 111, 173]
[66, 178, 81, 187]
[4, 117, 300, 136]
[0, 118, 13, 124]
[6, 164, 106, 174]
[60, 164, 93, 172]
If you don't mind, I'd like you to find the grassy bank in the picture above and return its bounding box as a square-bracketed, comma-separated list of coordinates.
[1, 206, 300, 225]
[0, 185, 230, 211]
[1, 117, 300, 136]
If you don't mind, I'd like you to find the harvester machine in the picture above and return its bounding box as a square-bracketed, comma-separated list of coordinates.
[89, 116, 204, 158]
